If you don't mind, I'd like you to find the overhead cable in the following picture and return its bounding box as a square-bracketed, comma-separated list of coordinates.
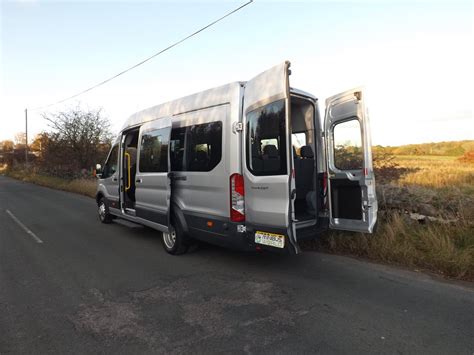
[29, 0, 253, 111]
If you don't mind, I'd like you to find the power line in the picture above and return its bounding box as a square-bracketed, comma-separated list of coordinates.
[29, 0, 253, 111]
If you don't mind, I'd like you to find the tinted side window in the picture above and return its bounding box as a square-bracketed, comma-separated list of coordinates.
[246, 100, 287, 176]
[170, 127, 186, 171]
[170, 122, 222, 172]
[139, 128, 170, 173]
[102, 145, 119, 179]
[186, 121, 222, 172]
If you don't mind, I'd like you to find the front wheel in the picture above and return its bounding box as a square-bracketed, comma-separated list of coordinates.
[98, 197, 113, 224]
[161, 221, 189, 255]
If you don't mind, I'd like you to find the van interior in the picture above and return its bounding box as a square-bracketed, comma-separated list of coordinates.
[123, 128, 140, 211]
[291, 96, 318, 222]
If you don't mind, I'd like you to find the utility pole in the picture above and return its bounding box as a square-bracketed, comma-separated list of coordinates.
[25, 108, 28, 164]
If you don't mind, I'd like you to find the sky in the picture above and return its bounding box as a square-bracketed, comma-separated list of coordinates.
[1, 0, 473, 146]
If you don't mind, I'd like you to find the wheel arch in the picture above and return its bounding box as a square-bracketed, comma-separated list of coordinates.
[171, 203, 189, 234]
[96, 192, 104, 204]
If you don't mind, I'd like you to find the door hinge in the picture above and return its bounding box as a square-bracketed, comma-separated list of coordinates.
[233, 122, 243, 133]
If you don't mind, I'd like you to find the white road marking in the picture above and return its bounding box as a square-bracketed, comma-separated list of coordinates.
[5, 209, 43, 244]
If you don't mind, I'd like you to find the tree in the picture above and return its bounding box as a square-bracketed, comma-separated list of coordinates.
[0, 140, 14, 152]
[40, 106, 113, 175]
[14, 132, 26, 150]
[30, 133, 49, 153]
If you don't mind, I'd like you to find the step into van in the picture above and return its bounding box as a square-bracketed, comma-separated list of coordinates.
[95, 61, 378, 255]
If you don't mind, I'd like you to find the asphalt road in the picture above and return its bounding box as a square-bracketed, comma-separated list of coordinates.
[0, 175, 473, 354]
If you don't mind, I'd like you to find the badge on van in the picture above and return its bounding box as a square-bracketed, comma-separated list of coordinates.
[255, 231, 285, 249]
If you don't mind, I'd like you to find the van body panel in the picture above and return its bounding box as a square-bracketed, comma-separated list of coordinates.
[324, 88, 378, 233]
[121, 82, 242, 131]
[135, 117, 172, 232]
[170, 105, 230, 219]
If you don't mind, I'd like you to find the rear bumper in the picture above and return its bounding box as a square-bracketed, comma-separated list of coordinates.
[183, 212, 328, 254]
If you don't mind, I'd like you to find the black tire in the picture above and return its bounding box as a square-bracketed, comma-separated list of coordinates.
[98, 197, 113, 224]
[161, 217, 189, 255]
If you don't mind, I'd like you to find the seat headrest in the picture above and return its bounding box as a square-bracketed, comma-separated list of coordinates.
[196, 150, 207, 161]
[300, 145, 314, 159]
[263, 144, 278, 158]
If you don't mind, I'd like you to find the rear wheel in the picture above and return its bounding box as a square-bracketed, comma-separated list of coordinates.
[161, 219, 189, 255]
[98, 197, 113, 224]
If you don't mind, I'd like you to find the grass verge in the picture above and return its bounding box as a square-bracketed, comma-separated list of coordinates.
[301, 212, 474, 281]
[3, 167, 96, 198]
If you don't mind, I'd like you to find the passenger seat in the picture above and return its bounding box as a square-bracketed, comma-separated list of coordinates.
[251, 144, 263, 171]
[262, 145, 280, 171]
[298, 145, 314, 198]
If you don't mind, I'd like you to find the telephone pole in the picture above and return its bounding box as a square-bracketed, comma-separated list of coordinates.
[25, 108, 28, 164]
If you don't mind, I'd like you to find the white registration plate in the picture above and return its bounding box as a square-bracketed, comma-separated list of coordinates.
[255, 231, 285, 249]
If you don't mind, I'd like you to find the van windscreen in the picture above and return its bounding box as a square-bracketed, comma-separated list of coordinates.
[246, 100, 287, 176]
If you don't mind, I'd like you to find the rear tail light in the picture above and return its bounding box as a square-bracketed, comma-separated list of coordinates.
[230, 173, 245, 222]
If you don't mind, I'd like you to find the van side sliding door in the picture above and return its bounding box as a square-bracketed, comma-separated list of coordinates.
[135, 117, 172, 232]
[242, 61, 298, 253]
[324, 88, 378, 233]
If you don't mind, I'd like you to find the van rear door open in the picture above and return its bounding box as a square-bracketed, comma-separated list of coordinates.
[135, 117, 172, 233]
[242, 61, 298, 253]
[324, 89, 378, 233]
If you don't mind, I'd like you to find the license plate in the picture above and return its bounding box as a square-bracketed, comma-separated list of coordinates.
[255, 231, 285, 249]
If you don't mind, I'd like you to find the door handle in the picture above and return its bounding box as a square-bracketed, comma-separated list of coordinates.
[136, 178, 143, 183]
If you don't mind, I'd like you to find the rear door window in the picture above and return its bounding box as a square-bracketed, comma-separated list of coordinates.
[246, 100, 287, 176]
[333, 119, 363, 170]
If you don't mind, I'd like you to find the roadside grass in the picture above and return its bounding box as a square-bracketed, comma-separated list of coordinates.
[3, 167, 96, 198]
[302, 212, 474, 281]
[303, 155, 474, 281]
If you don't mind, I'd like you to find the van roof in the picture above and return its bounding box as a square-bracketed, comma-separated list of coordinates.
[122, 81, 244, 130]
[121, 81, 317, 131]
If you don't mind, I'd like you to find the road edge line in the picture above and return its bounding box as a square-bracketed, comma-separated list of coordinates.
[5, 209, 44, 244]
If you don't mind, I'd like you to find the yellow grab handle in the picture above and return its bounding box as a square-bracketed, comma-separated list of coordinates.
[125, 152, 131, 191]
